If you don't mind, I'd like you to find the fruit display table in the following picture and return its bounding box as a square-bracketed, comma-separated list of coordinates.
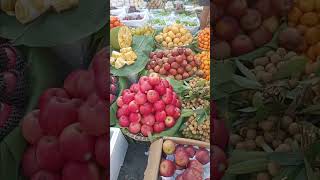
[0, 1, 107, 179]
[110, 1, 211, 180]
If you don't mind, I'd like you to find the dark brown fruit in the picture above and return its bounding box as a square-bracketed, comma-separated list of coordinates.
[250, 27, 273, 47]
[240, 9, 262, 31]
[231, 35, 255, 56]
[278, 27, 303, 51]
[216, 16, 240, 41]
[226, 0, 248, 18]
[213, 41, 231, 60]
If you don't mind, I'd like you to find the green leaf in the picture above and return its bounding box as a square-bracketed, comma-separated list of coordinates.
[273, 56, 308, 80]
[26, 48, 72, 113]
[237, 107, 257, 113]
[229, 151, 267, 164]
[131, 35, 155, 54]
[227, 158, 268, 174]
[213, 61, 236, 85]
[304, 158, 317, 180]
[267, 152, 304, 166]
[111, 36, 155, 76]
[301, 104, 320, 115]
[168, 77, 186, 95]
[232, 75, 262, 89]
[272, 166, 303, 180]
[235, 60, 257, 81]
[0, 128, 27, 180]
[252, 92, 264, 108]
[0, 0, 107, 47]
[295, 168, 307, 180]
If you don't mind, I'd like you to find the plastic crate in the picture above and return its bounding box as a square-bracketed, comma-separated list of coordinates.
[110, 127, 128, 180]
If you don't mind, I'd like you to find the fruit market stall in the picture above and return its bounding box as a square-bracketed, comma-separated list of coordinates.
[0, 1, 108, 180]
[213, 0, 320, 180]
[110, 0, 211, 179]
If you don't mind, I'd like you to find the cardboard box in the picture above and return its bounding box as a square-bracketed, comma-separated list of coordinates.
[144, 137, 210, 180]
[110, 128, 128, 180]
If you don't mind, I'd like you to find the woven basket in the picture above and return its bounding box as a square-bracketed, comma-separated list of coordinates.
[0, 106, 24, 141]
[121, 128, 152, 142]
[0, 43, 26, 72]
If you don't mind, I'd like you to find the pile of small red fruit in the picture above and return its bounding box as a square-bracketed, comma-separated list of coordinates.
[0, 44, 27, 139]
[20, 48, 108, 180]
[160, 140, 210, 180]
[110, 75, 118, 103]
[146, 47, 203, 80]
[117, 73, 181, 136]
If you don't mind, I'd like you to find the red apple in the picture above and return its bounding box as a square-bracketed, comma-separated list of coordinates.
[231, 34, 255, 56]
[176, 174, 184, 180]
[91, 48, 108, 101]
[0, 102, 12, 128]
[195, 148, 210, 165]
[141, 124, 153, 137]
[59, 123, 95, 162]
[31, 170, 61, 180]
[95, 135, 107, 168]
[175, 150, 189, 167]
[185, 145, 196, 158]
[153, 122, 165, 133]
[78, 93, 107, 136]
[128, 122, 141, 134]
[183, 168, 202, 180]
[1, 71, 17, 95]
[188, 160, 204, 174]
[36, 136, 63, 171]
[63, 70, 86, 98]
[159, 160, 176, 177]
[38, 88, 69, 109]
[62, 161, 100, 180]
[213, 145, 228, 180]
[39, 97, 81, 135]
[21, 110, 43, 144]
[148, 73, 160, 86]
[165, 116, 175, 128]
[226, 0, 248, 17]
[22, 146, 40, 177]
[74, 70, 96, 99]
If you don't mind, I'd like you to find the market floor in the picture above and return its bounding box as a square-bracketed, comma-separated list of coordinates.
[118, 143, 150, 180]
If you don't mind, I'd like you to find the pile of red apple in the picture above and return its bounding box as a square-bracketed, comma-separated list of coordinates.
[110, 75, 118, 103]
[0, 44, 27, 138]
[159, 140, 210, 180]
[146, 47, 203, 80]
[117, 73, 181, 136]
[20, 48, 108, 180]
[214, 0, 293, 59]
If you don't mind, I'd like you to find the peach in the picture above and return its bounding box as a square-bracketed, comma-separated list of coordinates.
[240, 9, 262, 31]
[22, 146, 40, 177]
[175, 150, 189, 167]
[162, 140, 176, 155]
[226, 0, 248, 18]
[31, 170, 61, 180]
[21, 110, 43, 145]
[254, 0, 274, 18]
[59, 123, 95, 162]
[62, 161, 100, 180]
[250, 27, 273, 47]
[278, 27, 303, 51]
[231, 34, 255, 56]
[213, 41, 231, 60]
[216, 16, 240, 41]
[195, 148, 210, 165]
[185, 145, 196, 158]
[95, 135, 107, 168]
[183, 168, 202, 180]
[188, 160, 204, 174]
[159, 160, 176, 177]
[36, 136, 64, 171]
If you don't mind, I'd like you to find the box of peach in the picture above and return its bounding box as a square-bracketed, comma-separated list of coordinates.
[144, 137, 210, 180]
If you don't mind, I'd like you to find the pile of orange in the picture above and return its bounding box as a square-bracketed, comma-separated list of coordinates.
[110, 16, 124, 29]
[198, 27, 210, 51]
[198, 51, 210, 80]
[288, 0, 320, 61]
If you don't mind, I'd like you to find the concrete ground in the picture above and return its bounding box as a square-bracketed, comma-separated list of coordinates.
[117, 143, 150, 180]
